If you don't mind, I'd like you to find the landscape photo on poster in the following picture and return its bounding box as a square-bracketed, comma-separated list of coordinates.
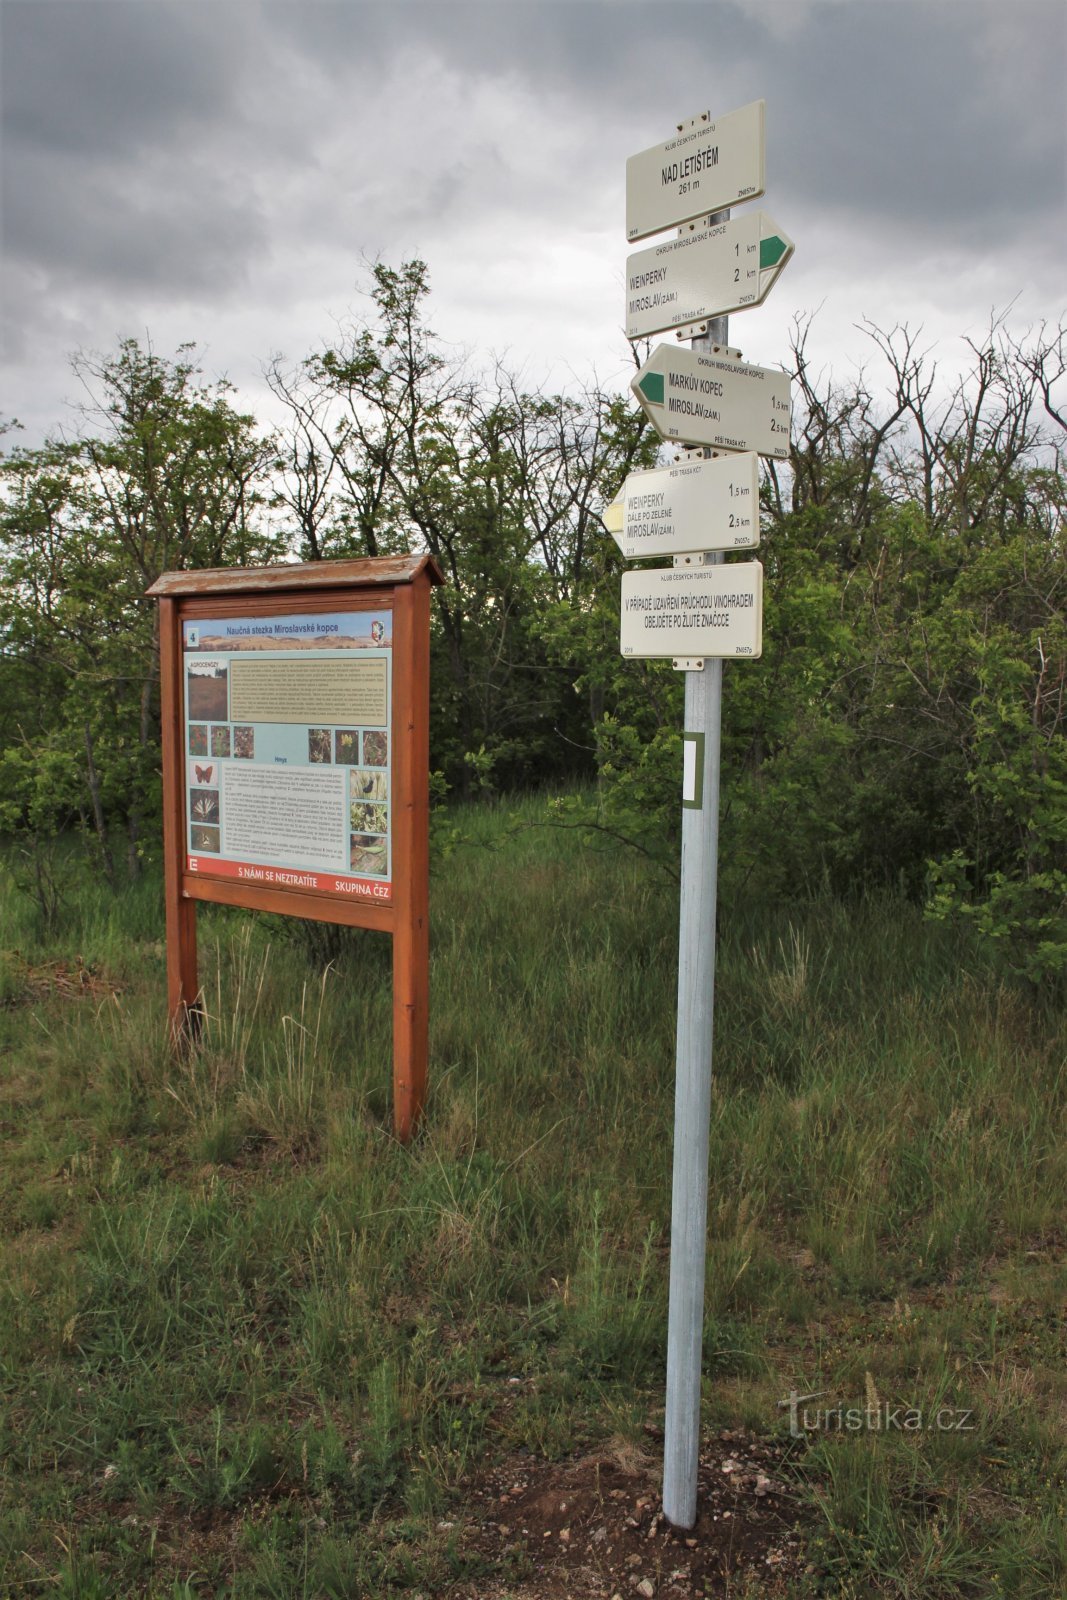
[181, 610, 393, 898]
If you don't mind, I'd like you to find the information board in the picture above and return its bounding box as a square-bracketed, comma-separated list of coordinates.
[182, 608, 394, 900]
[148, 554, 442, 1142]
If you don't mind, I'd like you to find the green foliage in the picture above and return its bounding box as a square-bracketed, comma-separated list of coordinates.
[0, 739, 85, 931]
[270, 260, 659, 793]
[0, 342, 281, 893]
[1, 284, 1063, 979]
[927, 853, 1067, 984]
[560, 1195, 665, 1381]
[537, 717, 683, 879]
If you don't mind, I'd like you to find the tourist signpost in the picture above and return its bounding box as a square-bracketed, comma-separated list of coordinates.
[626, 99, 765, 240]
[625, 210, 793, 339]
[631, 343, 791, 458]
[618, 102, 792, 1530]
[147, 554, 443, 1144]
[606, 453, 760, 559]
[620, 561, 763, 659]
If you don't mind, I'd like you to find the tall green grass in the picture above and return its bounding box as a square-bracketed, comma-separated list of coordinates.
[0, 799, 1063, 1596]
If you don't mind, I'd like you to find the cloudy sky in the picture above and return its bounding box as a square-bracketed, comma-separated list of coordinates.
[2, 0, 1065, 448]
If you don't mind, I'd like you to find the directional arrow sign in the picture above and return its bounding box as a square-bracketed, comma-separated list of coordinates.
[625, 212, 793, 340]
[620, 561, 763, 659]
[611, 454, 759, 558]
[626, 100, 764, 242]
[632, 344, 791, 459]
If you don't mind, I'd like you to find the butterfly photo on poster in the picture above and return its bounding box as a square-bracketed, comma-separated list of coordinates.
[189, 788, 220, 825]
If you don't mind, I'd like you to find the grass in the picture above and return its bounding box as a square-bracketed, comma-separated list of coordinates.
[0, 795, 1064, 1596]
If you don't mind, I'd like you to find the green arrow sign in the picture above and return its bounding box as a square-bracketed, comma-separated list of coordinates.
[759, 234, 788, 268]
[625, 211, 795, 341]
[631, 344, 792, 460]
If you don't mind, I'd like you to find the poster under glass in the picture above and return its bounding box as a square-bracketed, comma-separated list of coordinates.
[181, 608, 393, 902]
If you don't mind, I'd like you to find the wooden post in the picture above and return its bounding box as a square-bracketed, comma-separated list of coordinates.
[390, 576, 431, 1141]
[159, 597, 201, 1044]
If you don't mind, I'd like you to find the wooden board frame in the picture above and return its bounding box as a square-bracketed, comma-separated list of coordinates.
[148, 555, 443, 1142]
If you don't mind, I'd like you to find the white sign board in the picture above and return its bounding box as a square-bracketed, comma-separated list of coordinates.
[632, 345, 791, 459]
[625, 212, 793, 340]
[612, 454, 759, 558]
[626, 100, 765, 242]
[621, 562, 763, 659]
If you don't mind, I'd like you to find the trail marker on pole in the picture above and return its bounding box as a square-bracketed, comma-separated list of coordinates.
[632, 343, 791, 458]
[626, 99, 765, 241]
[615, 100, 793, 1533]
[625, 211, 793, 339]
[607, 453, 760, 558]
[620, 560, 762, 658]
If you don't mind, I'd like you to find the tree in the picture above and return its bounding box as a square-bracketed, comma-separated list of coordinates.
[0, 342, 281, 881]
[737, 315, 1066, 975]
[268, 260, 658, 793]
[2, 288, 1061, 981]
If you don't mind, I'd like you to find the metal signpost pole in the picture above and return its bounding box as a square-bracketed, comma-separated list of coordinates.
[622, 95, 788, 1532]
[663, 213, 730, 1530]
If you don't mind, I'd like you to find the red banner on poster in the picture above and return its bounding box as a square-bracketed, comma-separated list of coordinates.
[186, 852, 392, 902]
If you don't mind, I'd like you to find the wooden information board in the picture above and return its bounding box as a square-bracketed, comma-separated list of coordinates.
[147, 554, 443, 1141]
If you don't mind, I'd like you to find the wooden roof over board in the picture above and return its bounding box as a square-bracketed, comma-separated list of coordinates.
[146, 553, 445, 598]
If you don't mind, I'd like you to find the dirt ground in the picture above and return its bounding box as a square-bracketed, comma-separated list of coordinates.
[439, 1427, 813, 1599]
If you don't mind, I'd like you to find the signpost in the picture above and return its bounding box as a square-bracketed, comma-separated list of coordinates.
[607, 453, 760, 558]
[625, 211, 793, 339]
[620, 561, 762, 659]
[615, 101, 792, 1532]
[626, 99, 765, 241]
[631, 343, 791, 458]
[147, 554, 443, 1143]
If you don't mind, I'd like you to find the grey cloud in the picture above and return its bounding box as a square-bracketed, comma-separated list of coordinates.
[756, 2, 1065, 229]
[1, 0, 256, 160]
[5, 143, 267, 295]
[2, 1, 275, 304]
[258, 0, 1064, 238]
[263, 1, 760, 103]
[2, 0, 1062, 450]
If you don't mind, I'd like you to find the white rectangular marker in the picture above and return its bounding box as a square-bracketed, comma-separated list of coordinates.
[613, 454, 759, 558]
[626, 100, 765, 242]
[620, 562, 763, 659]
[682, 735, 699, 804]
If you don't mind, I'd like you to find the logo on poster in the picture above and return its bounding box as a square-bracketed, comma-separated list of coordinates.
[371, 620, 385, 644]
